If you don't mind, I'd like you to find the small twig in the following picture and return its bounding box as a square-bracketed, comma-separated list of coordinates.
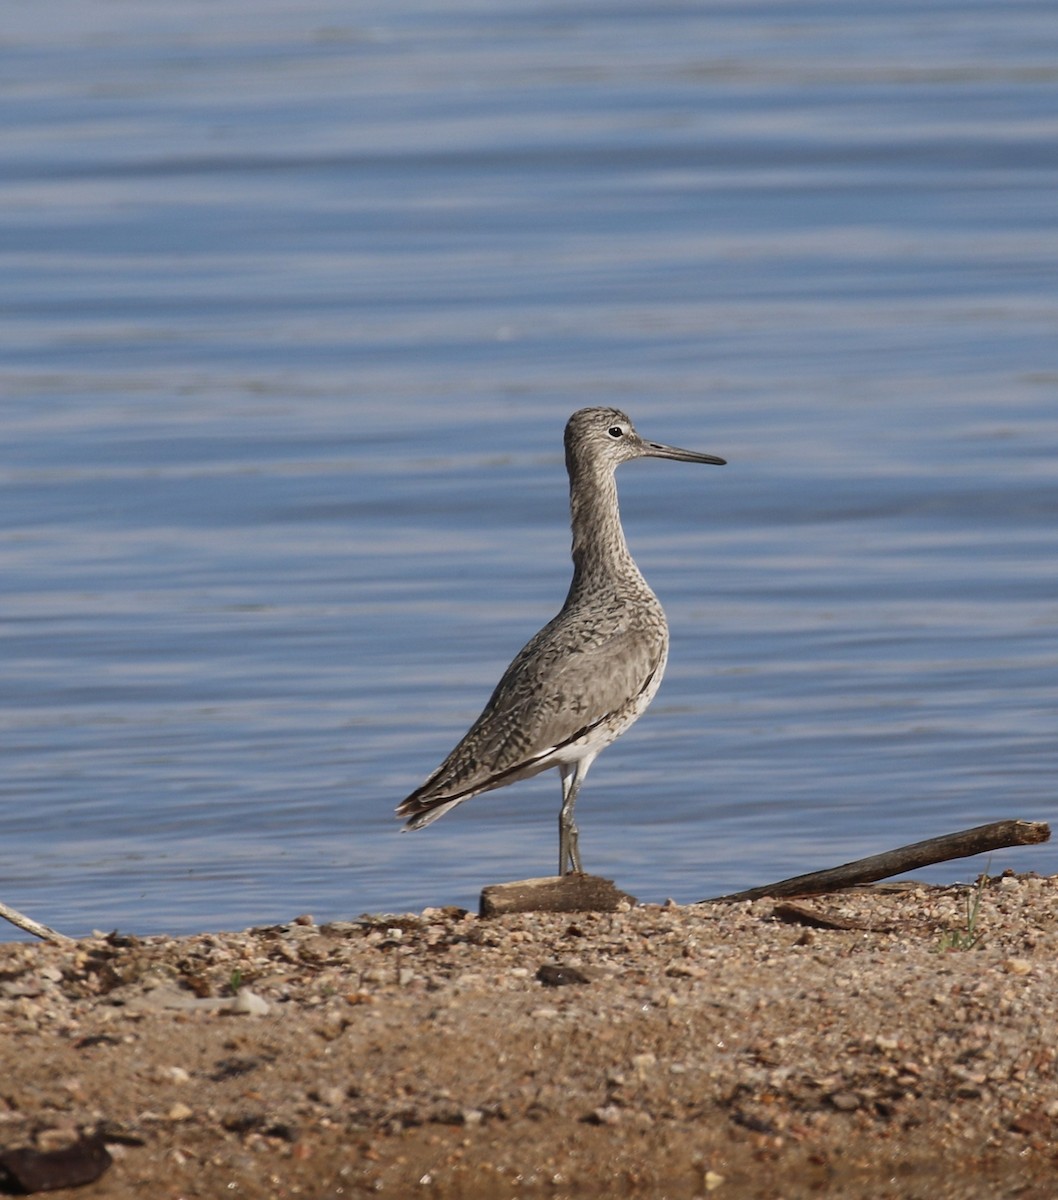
[699, 819, 1050, 904]
[0, 899, 74, 943]
[771, 902, 907, 933]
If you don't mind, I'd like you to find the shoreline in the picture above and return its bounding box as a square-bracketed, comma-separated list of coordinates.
[2, 874, 1057, 1197]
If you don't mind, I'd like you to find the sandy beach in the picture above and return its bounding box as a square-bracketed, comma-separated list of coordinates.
[2, 873, 1057, 1198]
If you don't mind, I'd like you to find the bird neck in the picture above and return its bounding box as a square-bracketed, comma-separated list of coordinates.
[567, 464, 641, 593]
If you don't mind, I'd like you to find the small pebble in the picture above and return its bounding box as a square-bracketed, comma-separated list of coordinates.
[587, 1104, 622, 1126]
[228, 989, 270, 1016]
[536, 963, 590, 988]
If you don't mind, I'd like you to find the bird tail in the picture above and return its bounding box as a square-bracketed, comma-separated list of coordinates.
[395, 792, 465, 832]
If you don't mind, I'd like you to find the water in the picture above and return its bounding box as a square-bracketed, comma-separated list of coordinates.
[2, 1, 1057, 937]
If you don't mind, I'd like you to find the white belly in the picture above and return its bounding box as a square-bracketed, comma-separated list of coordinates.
[553, 640, 669, 768]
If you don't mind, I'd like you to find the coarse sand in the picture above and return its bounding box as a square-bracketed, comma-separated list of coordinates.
[2, 872, 1057, 1198]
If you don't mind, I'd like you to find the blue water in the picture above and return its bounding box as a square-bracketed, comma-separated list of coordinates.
[2, 1, 1057, 937]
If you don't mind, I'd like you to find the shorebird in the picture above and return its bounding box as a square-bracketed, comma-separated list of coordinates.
[396, 407, 725, 875]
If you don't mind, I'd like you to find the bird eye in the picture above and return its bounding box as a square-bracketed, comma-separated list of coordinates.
[607, 426, 624, 438]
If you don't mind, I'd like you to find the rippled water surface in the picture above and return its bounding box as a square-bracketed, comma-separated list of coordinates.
[2, 1, 1057, 935]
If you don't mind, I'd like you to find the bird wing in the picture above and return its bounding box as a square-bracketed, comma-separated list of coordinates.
[399, 617, 666, 811]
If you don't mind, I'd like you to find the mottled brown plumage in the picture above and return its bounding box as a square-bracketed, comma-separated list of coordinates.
[396, 407, 725, 875]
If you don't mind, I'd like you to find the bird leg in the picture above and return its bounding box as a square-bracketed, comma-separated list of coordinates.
[558, 764, 584, 875]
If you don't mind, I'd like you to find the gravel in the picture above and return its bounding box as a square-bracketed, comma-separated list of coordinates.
[1, 872, 1056, 1198]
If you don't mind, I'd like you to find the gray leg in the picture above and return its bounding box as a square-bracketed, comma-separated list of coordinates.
[558, 762, 587, 875]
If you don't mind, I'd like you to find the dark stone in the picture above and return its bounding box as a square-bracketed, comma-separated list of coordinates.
[536, 963, 590, 988]
[0, 1136, 112, 1194]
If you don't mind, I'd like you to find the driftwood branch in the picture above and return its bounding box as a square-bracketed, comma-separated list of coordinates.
[0, 899, 74, 944]
[699, 819, 1050, 905]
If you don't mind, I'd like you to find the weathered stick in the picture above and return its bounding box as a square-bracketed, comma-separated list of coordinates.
[0, 899, 74, 944]
[480, 874, 637, 918]
[771, 901, 910, 933]
[699, 819, 1050, 905]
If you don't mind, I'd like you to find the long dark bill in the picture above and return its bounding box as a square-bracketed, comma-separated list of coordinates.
[643, 440, 726, 466]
